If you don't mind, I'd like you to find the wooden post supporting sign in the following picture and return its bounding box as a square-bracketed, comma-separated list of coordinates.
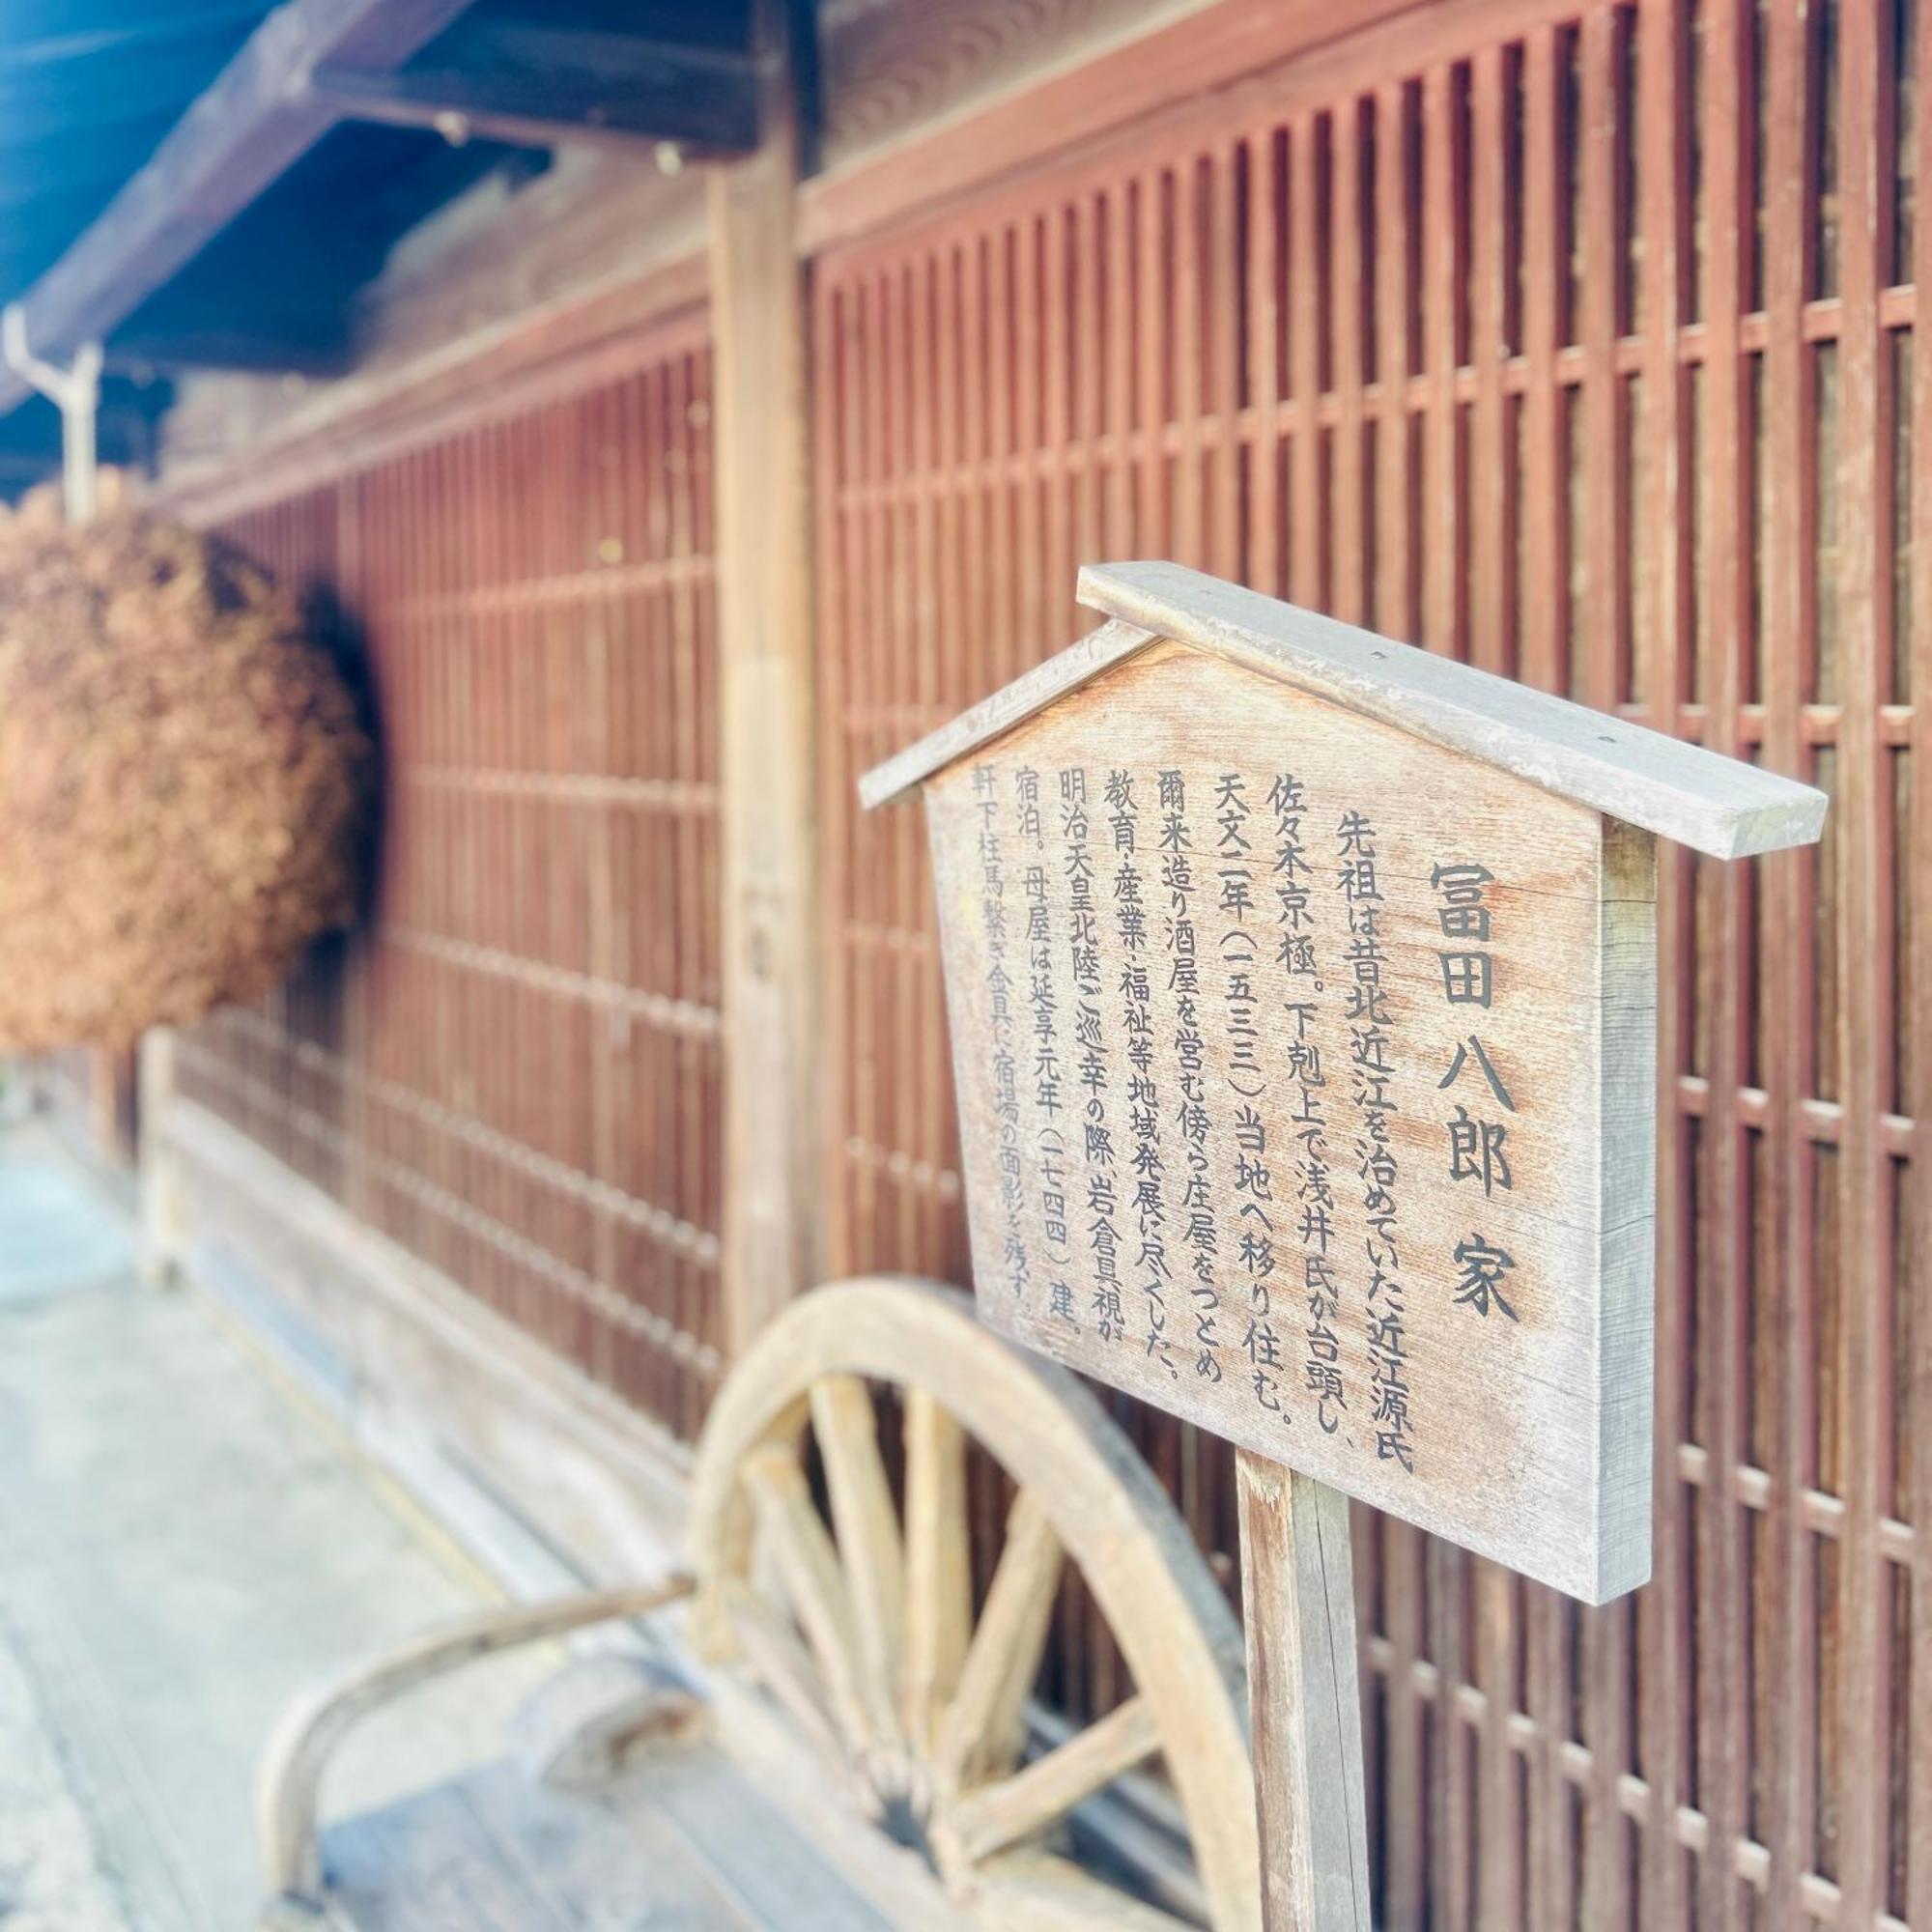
[864, 562, 1826, 1927]
[1237, 1457, 1370, 1931]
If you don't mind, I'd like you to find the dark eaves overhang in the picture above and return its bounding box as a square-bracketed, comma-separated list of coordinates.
[0, 0, 764, 422]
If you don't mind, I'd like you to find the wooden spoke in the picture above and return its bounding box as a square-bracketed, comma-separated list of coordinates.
[688, 1281, 1261, 1930]
[940, 1693, 1160, 1868]
[932, 1485, 1064, 1792]
[724, 1583, 848, 1769]
[901, 1385, 972, 1749]
[973, 1849, 1200, 1931]
[809, 1374, 905, 1746]
[742, 1445, 879, 1754]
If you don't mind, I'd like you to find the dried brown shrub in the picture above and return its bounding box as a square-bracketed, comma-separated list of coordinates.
[0, 484, 373, 1050]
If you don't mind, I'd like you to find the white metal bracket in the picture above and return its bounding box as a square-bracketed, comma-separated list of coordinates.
[2, 304, 103, 525]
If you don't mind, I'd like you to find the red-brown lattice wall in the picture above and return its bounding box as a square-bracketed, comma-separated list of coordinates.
[176, 325, 726, 1446]
[812, 1, 1927, 1924]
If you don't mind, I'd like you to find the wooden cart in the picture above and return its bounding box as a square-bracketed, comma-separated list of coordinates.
[256, 1276, 1261, 1931]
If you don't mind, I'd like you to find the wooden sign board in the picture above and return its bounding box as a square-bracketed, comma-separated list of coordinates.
[923, 642, 1649, 1601]
[867, 563, 1828, 1607]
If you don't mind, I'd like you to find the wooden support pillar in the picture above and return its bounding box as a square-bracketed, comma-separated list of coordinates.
[707, 10, 818, 1358]
[1236, 1451, 1373, 1932]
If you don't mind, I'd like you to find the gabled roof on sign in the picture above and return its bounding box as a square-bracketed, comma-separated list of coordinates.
[860, 561, 1829, 862]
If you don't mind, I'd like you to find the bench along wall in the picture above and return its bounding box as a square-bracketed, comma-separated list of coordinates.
[813, 0, 1925, 1925]
[177, 315, 726, 1448]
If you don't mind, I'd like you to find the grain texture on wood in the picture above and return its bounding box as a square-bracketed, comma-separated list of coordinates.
[744, 1446, 886, 1753]
[939, 1694, 1160, 1867]
[931, 1486, 1065, 1790]
[857, 617, 1156, 810]
[686, 1276, 1262, 1930]
[809, 1375, 906, 1738]
[900, 1387, 973, 1749]
[708, 26, 820, 1354]
[1236, 1455, 1371, 1932]
[918, 639, 1658, 1601]
[316, 1747, 902, 1932]
[800, 4, 1881, 1921]
[865, 568, 1825, 859]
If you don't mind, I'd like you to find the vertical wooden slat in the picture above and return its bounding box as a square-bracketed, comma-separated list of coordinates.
[1760, 2, 1817, 1920]
[1370, 71, 1426, 1932]
[1176, 148, 1206, 569]
[1910, 10, 1932, 1922]
[1694, 2, 1753, 1924]
[1636, 4, 1692, 1927]
[1208, 137, 1242, 589]
[1331, 99, 1368, 629]
[1833, 0, 1892, 1922]
[1577, 16, 1634, 1931]
[1251, 128, 1284, 600]
[1104, 181, 1134, 560]
[1470, 47, 1512, 680]
[1423, 62, 1464, 665]
[1291, 114, 1324, 607]
[1418, 51, 1475, 1932]
[1467, 42, 1520, 1932]
[1522, 26, 1567, 699]
[1522, 26, 1569, 1901]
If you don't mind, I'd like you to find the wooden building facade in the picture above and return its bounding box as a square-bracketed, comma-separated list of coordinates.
[84, 0, 1928, 1924]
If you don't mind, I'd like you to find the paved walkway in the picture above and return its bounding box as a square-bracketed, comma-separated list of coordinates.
[0, 1122, 554, 1931]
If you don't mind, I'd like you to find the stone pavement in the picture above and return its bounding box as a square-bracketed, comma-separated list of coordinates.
[0, 1120, 554, 1931]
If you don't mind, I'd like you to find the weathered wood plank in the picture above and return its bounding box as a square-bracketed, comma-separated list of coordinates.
[1237, 1456, 1371, 1932]
[1757, 1, 1816, 1921]
[1077, 564, 1825, 858]
[1633, 6, 1690, 1926]
[864, 564, 1826, 860]
[973, 1848, 1198, 1931]
[321, 1746, 904, 1931]
[322, 1777, 570, 1932]
[920, 639, 1662, 1601]
[857, 617, 1153, 810]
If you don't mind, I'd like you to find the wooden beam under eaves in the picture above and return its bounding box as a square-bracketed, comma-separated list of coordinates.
[312, 26, 760, 156]
[0, 0, 478, 417]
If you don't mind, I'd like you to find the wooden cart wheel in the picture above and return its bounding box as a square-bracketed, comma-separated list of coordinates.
[688, 1277, 1261, 1932]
